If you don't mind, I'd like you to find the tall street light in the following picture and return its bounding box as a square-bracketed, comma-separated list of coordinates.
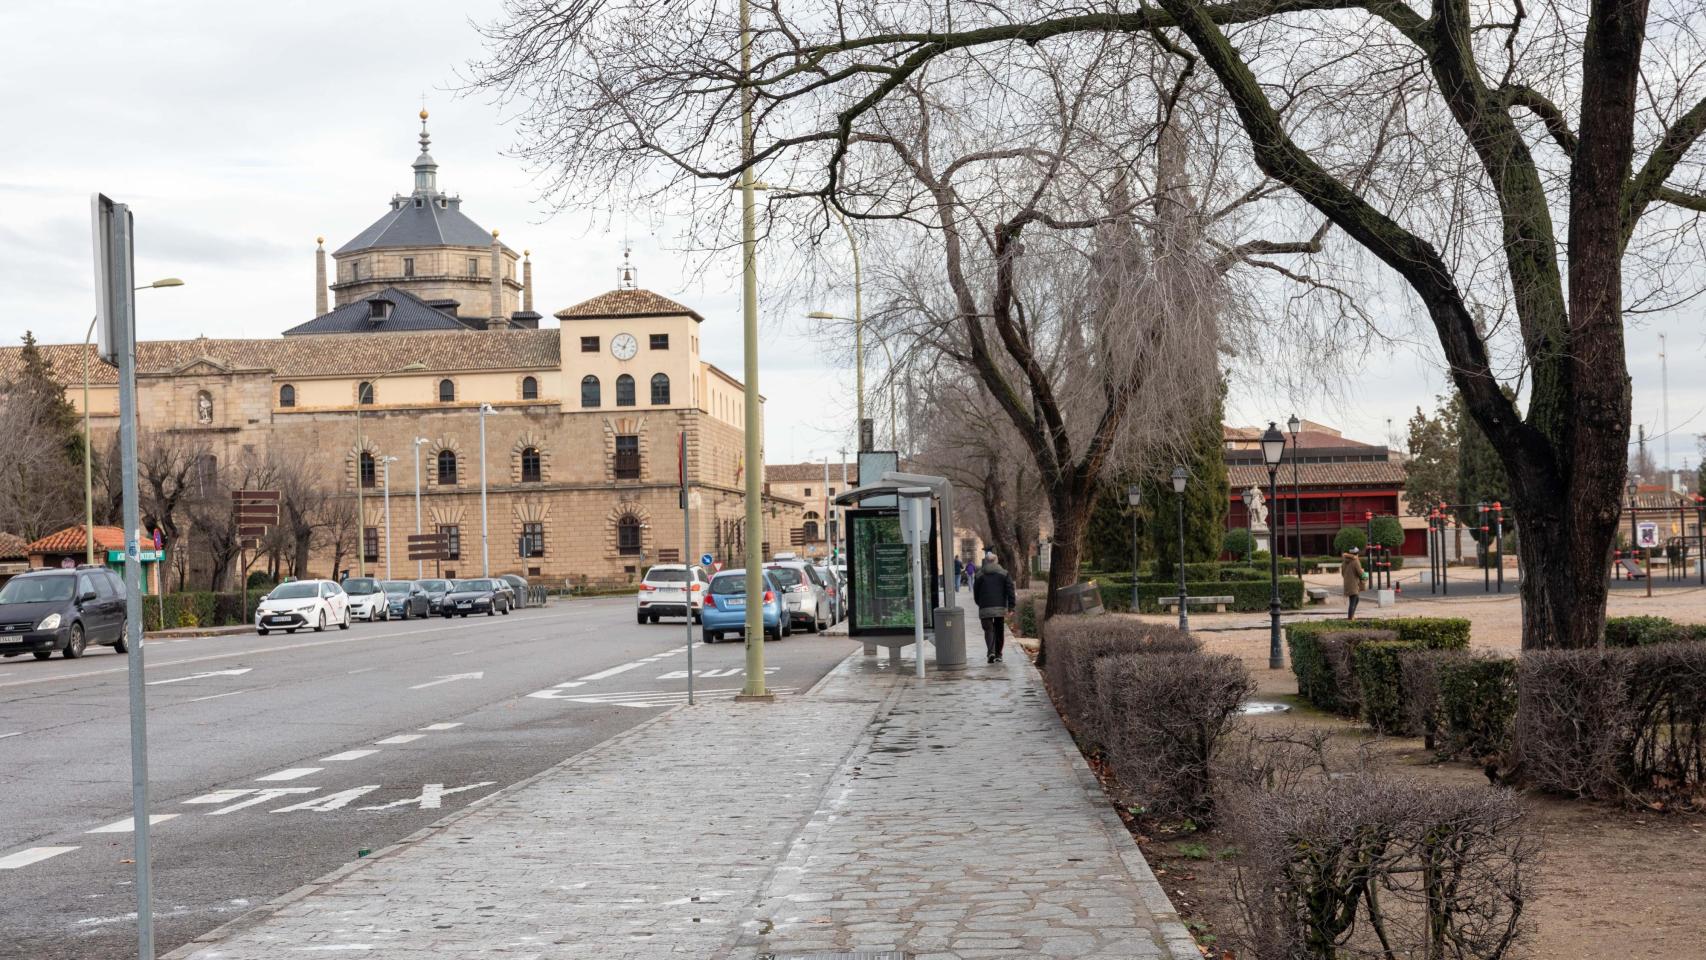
[479, 403, 495, 578]
[354, 359, 425, 578]
[1287, 413, 1301, 572]
[1171, 465, 1189, 630]
[1126, 484, 1141, 612]
[413, 437, 429, 578]
[380, 456, 398, 579]
[83, 277, 184, 563]
[735, 0, 769, 701]
[1261, 422, 1287, 669]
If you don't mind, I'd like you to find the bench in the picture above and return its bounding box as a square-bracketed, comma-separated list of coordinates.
[1318, 562, 1342, 573]
[1306, 587, 1330, 604]
[1157, 595, 1234, 613]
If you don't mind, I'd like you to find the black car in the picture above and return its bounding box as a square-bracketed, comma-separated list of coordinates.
[383, 580, 431, 620]
[0, 567, 129, 660]
[440, 579, 512, 617]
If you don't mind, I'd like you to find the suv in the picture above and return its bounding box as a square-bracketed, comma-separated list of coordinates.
[0, 566, 129, 660]
[636, 564, 709, 623]
[764, 559, 832, 633]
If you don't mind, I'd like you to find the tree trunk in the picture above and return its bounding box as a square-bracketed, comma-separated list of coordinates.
[1044, 494, 1088, 617]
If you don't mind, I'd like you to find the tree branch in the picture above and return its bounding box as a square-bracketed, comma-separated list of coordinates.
[1624, 93, 1706, 243]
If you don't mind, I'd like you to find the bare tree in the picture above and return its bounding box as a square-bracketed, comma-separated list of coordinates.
[133, 431, 210, 591]
[317, 495, 360, 583]
[0, 377, 83, 540]
[187, 452, 279, 592]
[272, 454, 333, 579]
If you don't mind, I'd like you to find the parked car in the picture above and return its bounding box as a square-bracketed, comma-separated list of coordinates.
[255, 579, 350, 635]
[636, 564, 709, 624]
[441, 579, 512, 617]
[815, 563, 845, 623]
[701, 569, 786, 643]
[764, 560, 832, 633]
[499, 574, 531, 609]
[416, 578, 452, 613]
[342, 577, 390, 621]
[383, 580, 431, 620]
[0, 566, 129, 660]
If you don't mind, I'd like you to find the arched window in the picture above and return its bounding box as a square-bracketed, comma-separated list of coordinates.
[279, 384, 295, 408]
[581, 375, 601, 408]
[803, 520, 819, 541]
[357, 381, 375, 405]
[436, 449, 458, 486]
[617, 515, 642, 555]
[521, 447, 542, 483]
[615, 374, 635, 407]
[359, 452, 376, 488]
[521, 376, 538, 400]
[650, 373, 670, 405]
[438, 379, 455, 403]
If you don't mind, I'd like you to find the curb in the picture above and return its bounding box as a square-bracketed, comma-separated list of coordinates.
[1020, 654, 1202, 960]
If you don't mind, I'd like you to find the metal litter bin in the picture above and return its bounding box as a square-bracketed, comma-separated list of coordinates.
[932, 606, 966, 670]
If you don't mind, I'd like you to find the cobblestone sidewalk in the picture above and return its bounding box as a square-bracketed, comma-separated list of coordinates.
[171, 647, 1194, 960]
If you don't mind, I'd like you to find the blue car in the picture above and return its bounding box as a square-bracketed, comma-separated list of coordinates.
[701, 569, 788, 643]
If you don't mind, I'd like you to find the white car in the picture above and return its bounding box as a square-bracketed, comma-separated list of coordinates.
[255, 580, 350, 635]
[636, 564, 709, 624]
[341, 577, 390, 621]
[763, 560, 833, 633]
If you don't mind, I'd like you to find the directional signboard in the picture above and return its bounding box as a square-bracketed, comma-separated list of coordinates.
[407, 533, 450, 561]
[701, 553, 713, 567]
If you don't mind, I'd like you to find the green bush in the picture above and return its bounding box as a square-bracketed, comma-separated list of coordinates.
[1217, 564, 1270, 582]
[142, 591, 262, 632]
[1437, 655, 1518, 761]
[1354, 640, 1424, 732]
[1286, 617, 1471, 712]
[1603, 615, 1706, 647]
[1333, 527, 1368, 554]
[1313, 629, 1398, 716]
[1223, 527, 1254, 559]
[1096, 578, 1304, 613]
[1369, 515, 1404, 550]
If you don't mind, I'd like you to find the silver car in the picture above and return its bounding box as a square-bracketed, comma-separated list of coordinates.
[814, 563, 845, 624]
[763, 560, 832, 633]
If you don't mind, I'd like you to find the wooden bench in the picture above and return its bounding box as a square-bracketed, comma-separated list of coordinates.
[1157, 595, 1234, 613]
[1306, 587, 1330, 604]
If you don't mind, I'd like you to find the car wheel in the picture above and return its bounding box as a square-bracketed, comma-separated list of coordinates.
[781, 620, 792, 638]
[114, 621, 128, 653]
[702, 630, 716, 644]
[808, 615, 822, 634]
[692, 610, 701, 624]
[487, 604, 496, 616]
[500, 602, 510, 615]
[340, 608, 351, 630]
[287, 628, 298, 634]
[315, 611, 327, 633]
[400, 606, 409, 621]
[636, 610, 646, 625]
[257, 628, 269, 636]
[63, 623, 86, 659]
[33, 650, 52, 660]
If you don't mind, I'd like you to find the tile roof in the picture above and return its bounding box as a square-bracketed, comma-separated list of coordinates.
[0, 532, 27, 560]
[283, 286, 474, 336]
[0, 330, 562, 386]
[555, 289, 704, 322]
[1228, 460, 1409, 490]
[766, 462, 854, 483]
[334, 196, 499, 255]
[27, 525, 127, 555]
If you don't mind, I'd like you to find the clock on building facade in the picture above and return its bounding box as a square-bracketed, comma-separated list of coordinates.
[610, 333, 638, 360]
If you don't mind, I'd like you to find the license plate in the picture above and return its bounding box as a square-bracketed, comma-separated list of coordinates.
[458, 602, 472, 608]
[725, 598, 744, 607]
[266, 616, 291, 624]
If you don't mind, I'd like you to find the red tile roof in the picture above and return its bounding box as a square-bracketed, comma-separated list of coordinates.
[26, 526, 127, 555]
[1228, 461, 1408, 490]
[554, 288, 703, 322]
[0, 532, 27, 560]
[766, 462, 854, 483]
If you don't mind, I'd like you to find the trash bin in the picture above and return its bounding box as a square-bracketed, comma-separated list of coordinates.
[932, 606, 966, 670]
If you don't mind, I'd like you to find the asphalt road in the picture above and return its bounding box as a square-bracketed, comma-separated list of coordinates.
[0, 596, 857, 958]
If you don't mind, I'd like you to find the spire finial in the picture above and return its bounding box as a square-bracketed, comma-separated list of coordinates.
[411, 106, 438, 195]
[618, 244, 638, 290]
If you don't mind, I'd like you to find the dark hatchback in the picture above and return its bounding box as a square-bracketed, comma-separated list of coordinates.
[0, 567, 129, 660]
[440, 579, 512, 617]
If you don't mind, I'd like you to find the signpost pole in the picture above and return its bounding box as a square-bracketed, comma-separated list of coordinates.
[681, 431, 693, 706]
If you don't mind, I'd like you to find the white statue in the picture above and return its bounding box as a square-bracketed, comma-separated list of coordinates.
[195, 391, 214, 424]
[1245, 485, 1268, 529]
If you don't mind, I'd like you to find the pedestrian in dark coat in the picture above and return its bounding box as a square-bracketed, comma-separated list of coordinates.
[954, 556, 965, 588]
[972, 551, 1016, 663]
[1342, 548, 1365, 620]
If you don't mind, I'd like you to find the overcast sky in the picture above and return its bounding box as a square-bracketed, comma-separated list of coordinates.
[3, 1, 1701, 471]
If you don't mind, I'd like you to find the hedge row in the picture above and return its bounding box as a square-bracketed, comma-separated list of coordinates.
[1399, 651, 1519, 761]
[1603, 615, 1706, 647]
[1095, 577, 1304, 614]
[1286, 617, 1471, 721]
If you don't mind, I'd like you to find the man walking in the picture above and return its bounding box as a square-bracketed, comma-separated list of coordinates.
[1342, 546, 1365, 620]
[973, 550, 1016, 663]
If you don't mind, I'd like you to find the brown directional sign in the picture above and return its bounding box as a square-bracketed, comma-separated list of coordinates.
[407, 533, 449, 561]
[238, 525, 270, 537]
[232, 490, 280, 502]
[240, 538, 259, 550]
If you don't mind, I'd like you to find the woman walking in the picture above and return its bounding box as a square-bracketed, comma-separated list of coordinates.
[1342, 547, 1365, 620]
[973, 550, 1016, 663]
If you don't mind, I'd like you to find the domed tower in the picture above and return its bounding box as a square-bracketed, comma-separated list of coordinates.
[320, 110, 529, 328]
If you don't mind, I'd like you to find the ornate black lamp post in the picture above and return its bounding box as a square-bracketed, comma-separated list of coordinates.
[1126, 484, 1142, 612]
[1172, 465, 1189, 631]
[1262, 422, 1287, 669]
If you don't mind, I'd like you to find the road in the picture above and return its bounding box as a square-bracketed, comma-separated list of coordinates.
[0, 596, 856, 958]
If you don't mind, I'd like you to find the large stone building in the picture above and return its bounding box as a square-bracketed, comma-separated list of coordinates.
[0, 112, 799, 587]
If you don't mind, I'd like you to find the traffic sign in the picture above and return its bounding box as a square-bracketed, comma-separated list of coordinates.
[232, 489, 281, 502]
[1637, 521, 1660, 549]
[238, 525, 270, 537]
[700, 553, 713, 567]
[712, 561, 723, 572]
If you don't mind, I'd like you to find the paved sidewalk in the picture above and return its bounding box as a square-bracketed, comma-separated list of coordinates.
[171, 645, 1193, 959]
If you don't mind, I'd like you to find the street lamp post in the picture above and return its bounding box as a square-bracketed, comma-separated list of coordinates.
[1261, 422, 1287, 669]
[83, 278, 184, 564]
[413, 437, 428, 578]
[1126, 484, 1141, 611]
[353, 360, 425, 578]
[479, 403, 495, 578]
[1171, 465, 1189, 631]
[380, 456, 398, 579]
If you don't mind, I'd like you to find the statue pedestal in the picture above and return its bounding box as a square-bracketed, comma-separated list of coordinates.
[1252, 523, 1272, 553]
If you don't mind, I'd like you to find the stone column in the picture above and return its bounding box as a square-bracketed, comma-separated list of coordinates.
[522, 250, 533, 312]
[315, 237, 328, 316]
[489, 231, 505, 329]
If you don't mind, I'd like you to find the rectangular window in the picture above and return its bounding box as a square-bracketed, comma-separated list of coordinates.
[580, 336, 599, 353]
[351, 260, 362, 281]
[520, 522, 545, 558]
[439, 524, 461, 560]
[614, 435, 641, 480]
[804, 488, 812, 498]
[649, 333, 669, 350]
[402, 257, 415, 277]
[363, 527, 379, 563]
[467, 258, 479, 277]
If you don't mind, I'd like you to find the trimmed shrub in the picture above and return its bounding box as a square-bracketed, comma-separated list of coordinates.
[1399, 648, 1455, 749]
[1217, 564, 1270, 582]
[1045, 616, 1198, 744]
[1313, 629, 1398, 718]
[1354, 640, 1424, 732]
[1223, 527, 1254, 559]
[1623, 643, 1706, 795]
[1515, 649, 1634, 800]
[1603, 615, 1706, 647]
[1104, 577, 1304, 614]
[1332, 526, 1367, 553]
[1438, 655, 1518, 761]
[1095, 651, 1252, 821]
[1286, 617, 1469, 712]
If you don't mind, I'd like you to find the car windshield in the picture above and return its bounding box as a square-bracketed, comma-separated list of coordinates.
[646, 568, 689, 583]
[382, 581, 413, 596]
[0, 576, 75, 604]
[419, 580, 448, 591]
[451, 580, 489, 592]
[269, 582, 319, 600]
[765, 567, 803, 587]
[344, 578, 381, 595]
[709, 575, 751, 595]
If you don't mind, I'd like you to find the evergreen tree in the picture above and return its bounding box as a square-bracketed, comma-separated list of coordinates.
[1369, 515, 1404, 551]
[1403, 397, 1458, 516]
[0, 332, 85, 538]
[1084, 475, 1147, 573]
[1145, 393, 1228, 578]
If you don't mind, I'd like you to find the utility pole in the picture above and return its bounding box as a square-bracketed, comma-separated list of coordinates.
[735, 0, 770, 701]
[1661, 333, 1672, 484]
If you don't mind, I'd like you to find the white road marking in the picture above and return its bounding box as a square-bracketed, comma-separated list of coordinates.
[0, 732, 21, 741]
[204, 788, 316, 815]
[271, 786, 382, 812]
[359, 781, 494, 812]
[185, 789, 252, 805]
[575, 645, 691, 682]
[409, 671, 483, 690]
[346, 667, 377, 675]
[320, 749, 378, 762]
[186, 688, 252, 703]
[418, 722, 462, 731]
[657, 667, 777, 680]
[256, 767, 322, 782]
[0, 846, 80, 869]
[146, 668, 253, 686]
[450, 649, 477, 657]
[86, 814, 178, 834]
[374, 734, 423, 745]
